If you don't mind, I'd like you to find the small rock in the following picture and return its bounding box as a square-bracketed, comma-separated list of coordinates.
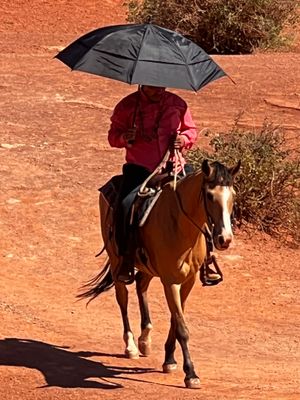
[4, 253, 14, 258]
[6, 198, 21, 204]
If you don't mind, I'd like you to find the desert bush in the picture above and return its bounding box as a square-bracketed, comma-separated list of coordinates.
[125, 0, 299, 53]
[187, 120, 300, 246]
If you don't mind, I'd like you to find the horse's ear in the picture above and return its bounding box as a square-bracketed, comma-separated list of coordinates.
[202, 159, 211, 177]
[229, 160, 241, 178]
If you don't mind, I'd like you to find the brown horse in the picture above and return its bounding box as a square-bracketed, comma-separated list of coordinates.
[79, 159, 240, 389]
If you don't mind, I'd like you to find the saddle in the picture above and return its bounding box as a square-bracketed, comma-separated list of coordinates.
[99, 172, 174, 229]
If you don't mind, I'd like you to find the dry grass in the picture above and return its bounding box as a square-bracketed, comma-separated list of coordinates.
[126, 0, 300, 53]
[187, 119, 300, 247]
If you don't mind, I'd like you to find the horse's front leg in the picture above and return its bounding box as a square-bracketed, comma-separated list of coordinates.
[163, 281, 200, 389]
[114, 281, 139, 359]
[135, 271, 153, 356]
[163, 275, 197, 374]
[163, 316, 177, 373]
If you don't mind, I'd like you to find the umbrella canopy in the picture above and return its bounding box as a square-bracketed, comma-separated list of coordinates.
[55, 23, 227, 91]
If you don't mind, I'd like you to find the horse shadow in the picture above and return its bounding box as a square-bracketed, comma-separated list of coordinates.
[0, 338, 154, 389]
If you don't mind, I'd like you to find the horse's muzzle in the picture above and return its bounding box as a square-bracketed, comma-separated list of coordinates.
[214, 234, 232, 250]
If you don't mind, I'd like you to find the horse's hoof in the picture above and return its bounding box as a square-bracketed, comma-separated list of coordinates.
[125, 349, 139, 359]
[184, 377, 201, 389]
[138, 340, 151, 356]
[162, 363, 177, 373]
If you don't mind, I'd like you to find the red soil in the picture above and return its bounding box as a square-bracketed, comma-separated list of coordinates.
[0, 1, 299, 399]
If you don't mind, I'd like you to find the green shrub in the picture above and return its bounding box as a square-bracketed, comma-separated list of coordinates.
[125, 0, 299, 53]
[187, 120, 300, 247]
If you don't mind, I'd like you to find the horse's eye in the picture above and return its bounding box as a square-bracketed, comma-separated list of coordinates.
[207, 192, 213, 202]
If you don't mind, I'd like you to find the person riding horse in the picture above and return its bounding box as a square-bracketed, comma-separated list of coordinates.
[107, 85, 221, 284]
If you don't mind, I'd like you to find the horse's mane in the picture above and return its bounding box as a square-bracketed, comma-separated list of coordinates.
[171, 162, 233, 190]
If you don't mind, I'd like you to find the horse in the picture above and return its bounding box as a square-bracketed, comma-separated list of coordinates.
[79, 159, 240, 389]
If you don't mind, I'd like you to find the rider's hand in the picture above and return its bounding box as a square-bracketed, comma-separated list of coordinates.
[173, 134, 185, 149]
[123, 128, 137, 147]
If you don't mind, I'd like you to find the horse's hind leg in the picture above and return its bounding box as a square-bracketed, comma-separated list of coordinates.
[115, 281, 139, 359]
[135, 271, 153, 356]
[163, 280, 200, 389]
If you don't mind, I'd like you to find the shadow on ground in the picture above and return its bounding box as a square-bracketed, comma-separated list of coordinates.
[0, 338, 154, 389]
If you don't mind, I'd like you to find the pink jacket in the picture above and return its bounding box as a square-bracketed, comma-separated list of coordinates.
[108, 89, 197, 172]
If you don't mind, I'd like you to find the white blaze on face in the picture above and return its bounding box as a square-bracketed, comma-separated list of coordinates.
[209, 185, 233, 241]
[220, 186, 233, 239]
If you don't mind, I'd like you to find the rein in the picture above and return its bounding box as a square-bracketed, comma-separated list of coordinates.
[139, 149, 171, 195]
[173, 181, 214, 244]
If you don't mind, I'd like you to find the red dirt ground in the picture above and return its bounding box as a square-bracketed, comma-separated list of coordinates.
[0, 1, 299, 399]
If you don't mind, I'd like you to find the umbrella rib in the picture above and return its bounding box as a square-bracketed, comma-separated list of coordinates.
[165, 37, 227, 89]
[92, 48, 136, 61]
[167, 37, 197, 91]
[133, 59, 185, 65]
[130, 25, 150, 84]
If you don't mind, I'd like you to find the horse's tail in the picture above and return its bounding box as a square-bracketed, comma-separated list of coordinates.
[77, 258, 114, 305]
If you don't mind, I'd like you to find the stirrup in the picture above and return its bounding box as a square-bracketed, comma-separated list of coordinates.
[117, 274, 135, 285]
[200, 255, 223, 286]
[116, 258, 135, 285]
[117, 267, 135, 284]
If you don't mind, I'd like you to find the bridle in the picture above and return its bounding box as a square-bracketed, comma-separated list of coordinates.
[173, 173, 230, 286]
[173, 180, 215, 247]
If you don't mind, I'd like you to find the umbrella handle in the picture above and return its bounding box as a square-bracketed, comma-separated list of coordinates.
[132, 106, 137, 129]
[127, 86, 141, 147]
[132, 85, 141, 128]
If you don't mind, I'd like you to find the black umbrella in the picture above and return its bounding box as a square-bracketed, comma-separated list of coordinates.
[55, 23, 227, 91]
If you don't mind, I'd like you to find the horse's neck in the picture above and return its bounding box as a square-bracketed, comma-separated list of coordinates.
[141, 172, 206, 251]
[173, 171, 206, 229]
